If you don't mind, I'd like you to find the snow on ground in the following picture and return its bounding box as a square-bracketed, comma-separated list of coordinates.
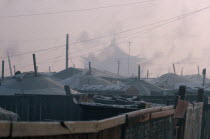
[0, 107, 19, 121]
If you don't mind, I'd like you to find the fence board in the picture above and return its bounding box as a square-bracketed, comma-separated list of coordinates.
[0, 106, 175, 139]
[184, 102, 203, 139]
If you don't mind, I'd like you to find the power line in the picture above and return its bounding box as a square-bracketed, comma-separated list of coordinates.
[0, 0, 157, 18]
[70, 6, 210, 55]
[3, 6, 209, 71]
[120, 6, 210, 42]
[72, 6, 210, 58]
[0, 9, 201, 59]
[0, 44, 65, 59]
[2, 6, 209, 59]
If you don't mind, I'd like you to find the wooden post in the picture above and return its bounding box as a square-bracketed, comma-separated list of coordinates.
[33, 54, 37, 77]
[178, 85, 186, 100]
[66, 34, 69, 69]
[175, 85, 186, 108]
[198, 65, 200, 75]
[173, 64, 176, 74]
[1, 60, 4, 80]
[89, 62, 91, 74]
[13, 65, 16, 74]
[202, 68, 206, 87]
[197, 88, 204, 102]
[138, 65, 140, 80]
[64, 85, 71, 95]
[174, 85, 186, 139]
[117, 60, 120, 75]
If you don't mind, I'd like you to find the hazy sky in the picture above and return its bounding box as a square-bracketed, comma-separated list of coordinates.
[0, 0, 210, 77]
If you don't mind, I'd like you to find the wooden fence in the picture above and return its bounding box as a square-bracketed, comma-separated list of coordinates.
[0, 106, 175, 139]
[0, 95, 135, 121]
[144, 86, 208, 139]
[184, 102, 203, 139]
[0, 86, 209, 139]
[0, 95, 82, 121]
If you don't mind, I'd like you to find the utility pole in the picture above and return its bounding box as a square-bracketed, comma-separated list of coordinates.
[138, 65, 140, 80]
[173, 64, 176, 74]
[7, 52, 12, 76]
[66, 34, 69, 70]
[2, 60, 4, 80]
[13, 65, 16, 74]
[128, 42, 131, 76]
[33, 54, 37, 77]
[202, 68, 206, 87]
[198, 65, 200, 75]
[117, 60, 120, 75]
[89, 62, 91, 74]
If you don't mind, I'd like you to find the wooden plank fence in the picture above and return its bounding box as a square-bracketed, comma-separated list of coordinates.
[0, 106, 175, 139]
[0, 86, 209, 139]
[184, 103, 203, 139]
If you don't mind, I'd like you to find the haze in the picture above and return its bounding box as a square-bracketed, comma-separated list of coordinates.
[0, 0, 210, 77]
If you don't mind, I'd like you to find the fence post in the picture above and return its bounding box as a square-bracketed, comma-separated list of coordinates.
[174, 85, 186, 139]
[64, 85, 71, 95]
[1, 60, 4, 80]
[175, 86, 186, 109]
[178, 86, 186, 100]
[197, 88, 206, 139]
[197, 88, 204, 102]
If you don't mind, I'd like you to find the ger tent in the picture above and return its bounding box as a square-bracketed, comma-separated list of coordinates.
[0, 72, 66, 95]
[61, 70, 113, 89]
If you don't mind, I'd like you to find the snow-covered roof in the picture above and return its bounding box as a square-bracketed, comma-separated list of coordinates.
[0, 72, 66, 95]
[60, 70, 113, 89]
[153, 73, 209, 89]
[122, 79, 164, 95]
[91, 68, 125, 80]
[53, 67, 83, 80]
[184, 74, 210, 84]
[78, 84, 130, 92]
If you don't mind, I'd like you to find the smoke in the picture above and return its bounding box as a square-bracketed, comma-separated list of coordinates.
[174, 52, 199, 64]
[3, 42, 20, 57]
[1, 0, 210, 76]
